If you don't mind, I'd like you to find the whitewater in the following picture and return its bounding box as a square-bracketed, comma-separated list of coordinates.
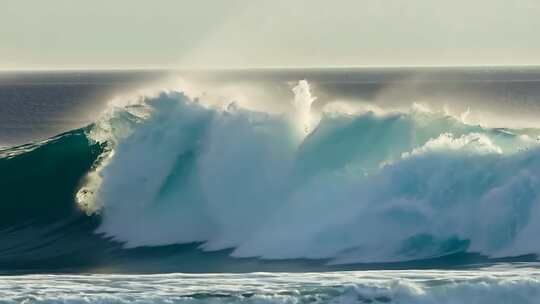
[73, 79, 540, 264]
[2, 265, 540, 304]
[3, 72, 540, 302]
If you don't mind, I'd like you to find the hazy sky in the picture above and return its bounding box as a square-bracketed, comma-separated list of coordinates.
[1, 0, 540, 69]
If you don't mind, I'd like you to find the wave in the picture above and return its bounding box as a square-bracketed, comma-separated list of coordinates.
[2, 80, 540, 272]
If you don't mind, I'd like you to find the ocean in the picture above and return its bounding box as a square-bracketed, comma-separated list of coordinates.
[2, 67, 540, 303]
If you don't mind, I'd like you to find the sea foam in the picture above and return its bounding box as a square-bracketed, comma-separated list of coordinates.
[76, 81, 540, 264]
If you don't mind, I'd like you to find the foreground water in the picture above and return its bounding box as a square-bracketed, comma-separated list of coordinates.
[1, 264, 539, 303]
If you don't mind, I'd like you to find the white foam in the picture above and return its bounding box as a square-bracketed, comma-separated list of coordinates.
[76, 82, 540, 263]
[402, 132, 503, 158]
[291, 80, 319, 137]
[2, 266, 540, 303]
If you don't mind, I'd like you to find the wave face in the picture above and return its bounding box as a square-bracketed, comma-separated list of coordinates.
[2, 81, 540, 272]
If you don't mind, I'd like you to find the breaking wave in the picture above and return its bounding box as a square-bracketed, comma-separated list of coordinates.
[4, 266, 540, 304]
[2, 80, 540, 272]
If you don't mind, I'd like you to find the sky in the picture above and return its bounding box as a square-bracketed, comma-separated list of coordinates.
[1, 0, 540, 70]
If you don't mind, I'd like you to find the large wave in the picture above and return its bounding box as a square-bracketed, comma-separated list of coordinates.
[2, 80, 540, 272]
[80, 80, 540, 263]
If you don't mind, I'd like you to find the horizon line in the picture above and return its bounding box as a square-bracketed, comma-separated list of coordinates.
[2, 64, 540, 73]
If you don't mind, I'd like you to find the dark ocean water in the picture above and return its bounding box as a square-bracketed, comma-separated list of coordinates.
[2, 68, 540, 303]
[3, 67, 540, 146]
